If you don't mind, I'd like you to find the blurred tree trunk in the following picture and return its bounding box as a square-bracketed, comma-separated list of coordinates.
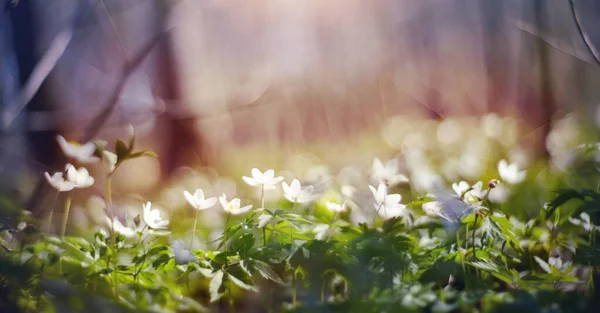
[533, 0, 555, 159]
[153, 1, 209, 174]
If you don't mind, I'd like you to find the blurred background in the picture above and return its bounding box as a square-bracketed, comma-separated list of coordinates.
[2, 0, 600, 231]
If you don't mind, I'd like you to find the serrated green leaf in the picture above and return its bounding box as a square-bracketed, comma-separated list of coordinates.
[252, 260, 284, 285]
[227, 272, 257, 292]
[147, 244, 168, 256]
[209, 270, 225, 302]
[534, 256, 551, 274]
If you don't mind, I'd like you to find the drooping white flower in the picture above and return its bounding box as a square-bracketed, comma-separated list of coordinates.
[325, 201, 347, 213]
[497, 159, 526, 184]
[369, 183, 407, 218]
[219, 194, 253, 215]
[569, 212, 599, 232]
[184, 189, 217, 211]
[142, 202, 169, 230]
[242, 168, 284, 190]
[105, 216, 137, 238]
[371, 158, 409, 186]
[282, 179, 315, 203]
[56, 135, 100, 163]
[44, 172, 76, 192]
[171, 239, 198, 264]
[66, 164, 95, 188]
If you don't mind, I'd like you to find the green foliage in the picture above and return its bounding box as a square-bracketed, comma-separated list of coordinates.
[6, 134, 600, 312]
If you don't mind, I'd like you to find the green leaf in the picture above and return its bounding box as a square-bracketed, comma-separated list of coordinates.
[115, 138, 129, 159]
[258, 214, 273, 228]
[490, 215, 522, 251]
[574, 244, 600, 265]
[543, 189, 584, 219]
[147, 244, 169, 256]
[129, 150, 158, 159]
[209, 270, 225, 302]
[229, 231, 256, 255]
[277, 213, 313, 230]
[252, 260, 284, 285]
[534, 256, 551, 274]
[227, 272, 257, 292]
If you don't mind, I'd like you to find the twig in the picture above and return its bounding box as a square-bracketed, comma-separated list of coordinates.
[515, 22, 595, 65]
[81, 31, 166, 142]
[2, 28, 74, 128]
[569, 0, 600, 66]
[98, 0, 129, 60]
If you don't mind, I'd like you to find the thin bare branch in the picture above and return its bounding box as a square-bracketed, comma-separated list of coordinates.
[81, 30, 166, 142]
[569, 0, 600, 66]
[515, 20, 595, 65]
[2, 28, 74, 128]
[98, 0, 129, 60]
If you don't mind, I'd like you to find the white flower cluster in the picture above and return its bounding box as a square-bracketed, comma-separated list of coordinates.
[45, 136, 97, 192]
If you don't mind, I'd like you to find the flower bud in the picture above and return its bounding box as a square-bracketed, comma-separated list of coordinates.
[133, 214, 141, 227]
[488, 179, 500, 189]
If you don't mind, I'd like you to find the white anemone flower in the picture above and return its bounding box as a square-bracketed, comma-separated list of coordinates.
[371, 158, 409, 186]
[569, 213, 599, 232]
[313, 224, 330, 240]
[56, 135, 100, 163]
[452, 181, 484, 204]
[369, 183, 407, 218]
[488, 184, 510, 203]
[325, 201, 347, 213]
[171, 239, 198, 264]
[44, 172, 76, 192]
[219, 194, 253, 215]
[452, 181, 470, 197]
[242, 168, 283, 190]
[66, 164, 95, 188]
[142, 202, 169, 230]
[184, 189, 217, 211]
[282, 179, 315, 203]
[497, 159, 526, 184]
[105, 217, 137, 238]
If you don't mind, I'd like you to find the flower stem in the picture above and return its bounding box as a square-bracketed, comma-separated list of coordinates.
[190, 210, 199, 250]
[373, 202, 384, 227]
[327, 212, 338, 240]
[291, 202, 296, 245]
[46, 192, 60, 233]
[292, 271, 297, 306]
[261, 186, 267, 246]
[60, 195, 72, 238]
[472, 213, 478, 260]
[228, 289, 235, 313]
[224, 213, 231, 253]
[321, 279, 325, 302]
[106, 175, 115, 238]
